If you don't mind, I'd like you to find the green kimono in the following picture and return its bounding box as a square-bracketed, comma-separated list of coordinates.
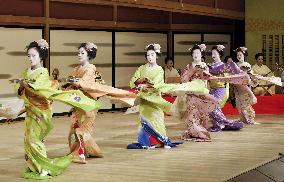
[16, 67, 100, 179]
[129, 64, 209, 145]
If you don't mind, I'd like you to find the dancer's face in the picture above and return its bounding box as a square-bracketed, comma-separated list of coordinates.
[28, 48, 41, 67]
[78, 47, 89, 64]
[211, 49, 220, 61]
[237, 51, 244, 62]
[227, 58, 233, 62]
[192, 49, 202, 62]
[146, 50, 157, 64]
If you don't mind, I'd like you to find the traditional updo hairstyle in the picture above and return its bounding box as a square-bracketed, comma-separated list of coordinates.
[212, 45, 225, 57]
[234, 47, 248, 62]
[26, 39, 49, 61]
[189, 44, 206, 57]
[144, 43, 162, 59]
[78, 42, 97, 60]
[235, 47, 248, 57]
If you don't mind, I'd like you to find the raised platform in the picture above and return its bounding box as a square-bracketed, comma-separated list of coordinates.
[162, 94, 284, 115]
[222, 94, 284, 115]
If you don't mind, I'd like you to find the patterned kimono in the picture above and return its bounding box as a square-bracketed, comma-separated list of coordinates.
[65, 63, 136, 159]
[235, 61, 257, 124]
[128, 63, 210, 148]
[180, 63, 218, 141]
[208, 61, 247, 131]
[180, 61, 249, 139]
[16, 67, 100, 179]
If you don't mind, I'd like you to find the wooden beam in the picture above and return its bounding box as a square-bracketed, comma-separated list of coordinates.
[0, 15, 45, 26]
[48, 18, 114, 28]
[171, 23, 235, 32]
[49, 0, 244, 20]
[115, 21, 169, 30]
[48, 17, 169, 30]
[0, 14, 235, 32]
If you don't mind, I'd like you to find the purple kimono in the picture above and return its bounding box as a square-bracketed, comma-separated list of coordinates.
[210, 60, 256, 124]
[208, 61, 246, 131]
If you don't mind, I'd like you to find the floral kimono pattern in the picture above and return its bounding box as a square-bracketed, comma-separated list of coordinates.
[16, 67, 100, 179]
[128, 63, 210, 148]
[208, 61, 247, 131]
[64, 63, 136, 159]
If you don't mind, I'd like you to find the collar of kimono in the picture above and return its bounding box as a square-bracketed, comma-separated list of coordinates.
[80, 61, 90, 68]
[24, 67, 46, 79]
[191, 61, 206, 68]
[212, 60, 223, 66]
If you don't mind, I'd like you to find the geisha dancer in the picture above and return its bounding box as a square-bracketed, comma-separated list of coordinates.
[13, 39, 100, 179]
[208, 45, 245, 131]
[179, 44, 219, 141]
[179, 44, 248, 141]
[62, 42, 136, 163]
[233, 47, 257, 124]
[233, 47, 282, 124]
[127, 43, 210, 149]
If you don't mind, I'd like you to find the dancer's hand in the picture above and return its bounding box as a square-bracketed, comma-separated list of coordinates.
[20, 80, 29, 88]
[71, 82, 80, 88]
[135, 78, 147, 84]
[61, 83, 70, 90]
[242, 80, 249, 85]
[137, 84, 152, 92]
[194, 66, 205, 72]
[5, 118, 13, 123]
[75, 128, 83, 135]
[210, 75, 218, 80]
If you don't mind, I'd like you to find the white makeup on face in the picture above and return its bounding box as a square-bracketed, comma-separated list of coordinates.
[78, 47, 89, 65]
[212, 49, 221, 62]
[227, 58, 233, 62]
[237, 51, 245, 63]
[192, 49, 202, 62]
[28, 48, 41, 69]
[146, 50, 157, 66]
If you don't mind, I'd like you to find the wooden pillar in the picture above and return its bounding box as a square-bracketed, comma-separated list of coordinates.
[43, 0, 50, 71]
[111, 31, 116, 109]
[113, 5, 117, 27]
[214, 0, 218, 8]
[167, 12, 173, 58]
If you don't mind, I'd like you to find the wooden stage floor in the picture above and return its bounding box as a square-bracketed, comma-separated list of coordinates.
[0, 112, 284, 182]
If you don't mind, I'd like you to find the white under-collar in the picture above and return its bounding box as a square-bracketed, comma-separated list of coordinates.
[192, 61, 206, 68]
[80, 61, 90, 68]
[27, 67, 35, 76]
[212, 59, 222, 64]
[146, 63, 158, 71]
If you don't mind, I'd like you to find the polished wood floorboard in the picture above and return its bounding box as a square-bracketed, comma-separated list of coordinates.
[0, 113, 283, 182]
